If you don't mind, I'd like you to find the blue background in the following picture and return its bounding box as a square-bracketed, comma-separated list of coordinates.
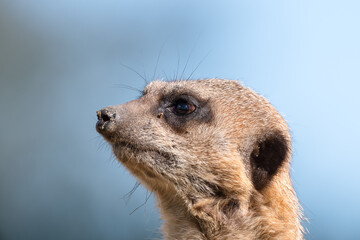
[1, 1, 359, 239]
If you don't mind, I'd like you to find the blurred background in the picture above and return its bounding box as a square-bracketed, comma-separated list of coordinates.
[1, 0, 359, 239]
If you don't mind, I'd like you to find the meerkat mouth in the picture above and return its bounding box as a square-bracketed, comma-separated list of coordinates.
[111, 140, 180, 182]
[113, 141, 178, 168]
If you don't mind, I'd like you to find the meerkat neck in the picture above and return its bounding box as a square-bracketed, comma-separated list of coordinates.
[156, 191, 206, 240]
[156, 183, 302, 240]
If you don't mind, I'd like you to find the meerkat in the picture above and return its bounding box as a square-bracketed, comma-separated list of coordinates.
[96, 79, 303, 240]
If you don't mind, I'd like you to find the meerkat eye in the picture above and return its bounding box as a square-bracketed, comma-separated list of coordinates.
[171, 100, 196, 116]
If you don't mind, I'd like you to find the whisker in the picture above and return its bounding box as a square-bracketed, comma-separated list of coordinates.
[129, 191, 153, 215]
[179, 51, 191, 81]
[162, 70, 169, 81]
[142, 64, 148, 84]
[186, 50, 211, 81]
[120, 62, 147, 83]
[113, 83, 143, 94]
[97, 140, 109, 152]
[108, 152, 117, 163]
[180, 35, 202, 80]
[89, 135, 102, 142]
[175, 43, 181, 80]
[122, 181, 141, 204]
[151, 40, 167, 81]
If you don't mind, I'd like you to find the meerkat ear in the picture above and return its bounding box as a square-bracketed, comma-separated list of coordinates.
[250, 132, 289, 191]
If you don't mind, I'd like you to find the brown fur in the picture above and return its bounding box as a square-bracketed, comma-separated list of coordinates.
[96, 79, 303, 239]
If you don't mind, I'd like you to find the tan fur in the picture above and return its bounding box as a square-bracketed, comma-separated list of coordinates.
[96, 79, 303, 239]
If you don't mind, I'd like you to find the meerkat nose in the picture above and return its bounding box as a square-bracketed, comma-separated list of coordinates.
[96, 109, 117, 133]
[97, 109, 114, 122]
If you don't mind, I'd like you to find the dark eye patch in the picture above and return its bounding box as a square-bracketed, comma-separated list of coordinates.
[157, 92, 213, 132]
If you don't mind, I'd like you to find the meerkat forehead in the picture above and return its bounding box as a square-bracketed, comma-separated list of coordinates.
[143, 79, 246, 98]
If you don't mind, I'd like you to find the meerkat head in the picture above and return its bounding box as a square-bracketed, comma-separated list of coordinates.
[96, 79, 302, 239]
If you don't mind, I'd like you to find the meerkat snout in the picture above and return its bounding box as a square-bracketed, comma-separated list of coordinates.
[96, 79, 303, 240]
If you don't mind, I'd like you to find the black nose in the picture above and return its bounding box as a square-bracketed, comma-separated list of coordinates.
[97, 109, 115, 122]
[96, 109, 116, 132]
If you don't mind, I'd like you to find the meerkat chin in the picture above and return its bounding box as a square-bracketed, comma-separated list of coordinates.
[96, 79, 303, 240]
